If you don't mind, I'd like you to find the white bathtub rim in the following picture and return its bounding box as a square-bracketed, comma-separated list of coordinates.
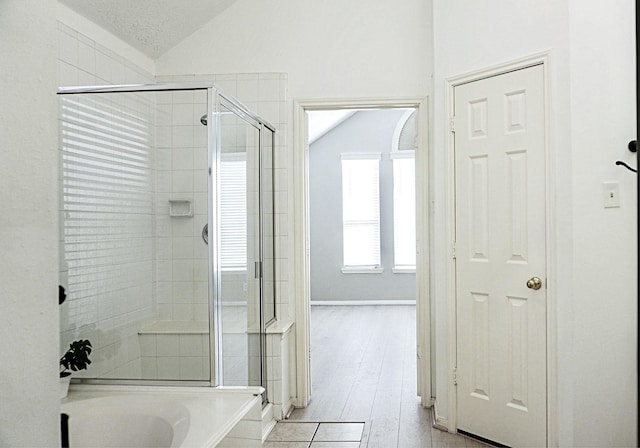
[65, 383, 264, 395]
[62, 384, 264, 448]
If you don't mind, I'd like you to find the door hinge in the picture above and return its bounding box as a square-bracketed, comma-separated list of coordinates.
[453, 368, 458, 386]
[450, 116, 456, 133]
[452, 241, 456, 259]
[255, 261, 262, 279]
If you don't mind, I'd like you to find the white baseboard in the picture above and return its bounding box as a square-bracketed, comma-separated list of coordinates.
[310, 300, 416, 306]
[277, 398, 296, 421]
[432, 400, 450, 432]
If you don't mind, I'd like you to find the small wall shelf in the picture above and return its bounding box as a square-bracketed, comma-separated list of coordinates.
[169, 200, 193, 217]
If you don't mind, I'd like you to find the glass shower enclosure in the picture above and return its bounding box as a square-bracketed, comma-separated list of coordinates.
[57, 83, 276, 395]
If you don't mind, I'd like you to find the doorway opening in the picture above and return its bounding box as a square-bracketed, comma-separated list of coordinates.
[291, 99, 432, 436]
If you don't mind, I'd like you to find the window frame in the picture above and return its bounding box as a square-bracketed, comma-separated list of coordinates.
[391, 150, 416, 272]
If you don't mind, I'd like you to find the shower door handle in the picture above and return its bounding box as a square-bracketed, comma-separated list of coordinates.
[255, 261, 262, 279]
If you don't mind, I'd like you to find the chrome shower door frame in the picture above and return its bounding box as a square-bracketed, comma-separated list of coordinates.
[57, 82, 276, 391]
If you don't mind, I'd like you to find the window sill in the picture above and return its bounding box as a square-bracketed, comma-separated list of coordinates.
[341, 267, 384, 274]
[392, 267, 416, 274]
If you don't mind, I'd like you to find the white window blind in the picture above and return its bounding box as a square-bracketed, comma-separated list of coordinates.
[220, 153, 247, 269]
[341, 154, 381, 268]
[391, 152, 416, 269]
[59, 94, 154, 322]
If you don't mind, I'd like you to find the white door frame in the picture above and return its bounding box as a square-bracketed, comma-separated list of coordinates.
[445, 52, 558, 446]
[292, 97, 432, 408]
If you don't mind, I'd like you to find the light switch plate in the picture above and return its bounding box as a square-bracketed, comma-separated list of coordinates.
[603, 181, 620, 208]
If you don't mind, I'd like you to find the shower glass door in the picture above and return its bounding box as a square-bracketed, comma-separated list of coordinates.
[217, 101, 265, 389]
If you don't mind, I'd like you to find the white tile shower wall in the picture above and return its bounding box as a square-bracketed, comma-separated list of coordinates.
[57, 20, 156, 379]
[155, 73, 289, 393]
[156, 73, 289, 321]
[138, 333, 209, 380]
[266, 322, 295, 419]
[154, 88, 210, 322]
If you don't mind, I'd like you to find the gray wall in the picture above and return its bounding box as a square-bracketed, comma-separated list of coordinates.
[309, 109, 415, 302]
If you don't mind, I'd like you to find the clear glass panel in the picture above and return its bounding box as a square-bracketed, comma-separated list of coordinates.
[218, 104, 263, 387]
[58, 88, 211, 382]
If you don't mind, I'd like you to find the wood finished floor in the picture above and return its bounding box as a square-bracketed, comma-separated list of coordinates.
[287, 305, 488, 448]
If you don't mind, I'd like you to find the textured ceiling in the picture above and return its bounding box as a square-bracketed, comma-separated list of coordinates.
[59, 0, 238, 58]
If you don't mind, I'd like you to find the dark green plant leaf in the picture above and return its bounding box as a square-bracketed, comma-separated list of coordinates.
[59, 339, 93, 373]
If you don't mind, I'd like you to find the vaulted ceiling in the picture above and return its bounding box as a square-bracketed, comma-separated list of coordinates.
[58, 0, 239, 58]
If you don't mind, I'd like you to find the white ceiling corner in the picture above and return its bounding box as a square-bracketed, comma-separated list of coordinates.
[58, 0, 238, 58]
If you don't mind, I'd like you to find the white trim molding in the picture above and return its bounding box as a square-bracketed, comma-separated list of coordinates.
[443, 51, 557, 446]
[392, 267, 416, 274]
[340, 267, 384, 274]
[340, 152, 381, 160]
[292, 96, 431, 410]
[432, 400, 450, 432]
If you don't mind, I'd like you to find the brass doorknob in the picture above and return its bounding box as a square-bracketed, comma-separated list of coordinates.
[526, 277, 542, 290]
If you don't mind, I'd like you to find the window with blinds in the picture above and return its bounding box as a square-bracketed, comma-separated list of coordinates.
[219, 153, 247, 269]
[391, 151, 416, 270]
[340, 154, 381, 268]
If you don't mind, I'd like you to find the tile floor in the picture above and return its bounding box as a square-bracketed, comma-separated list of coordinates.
[265, 420, 491, 448]
[265, 422, 365, 447]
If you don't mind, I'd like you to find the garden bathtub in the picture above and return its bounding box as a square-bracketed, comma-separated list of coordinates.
[61, 385, 262, 447]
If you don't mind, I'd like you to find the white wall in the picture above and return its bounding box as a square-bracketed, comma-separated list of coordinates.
[0, 1, 60, 446]
[432, 1, 636, 446]
[567, 1, 637, 446]
[156, 0, 432, 100]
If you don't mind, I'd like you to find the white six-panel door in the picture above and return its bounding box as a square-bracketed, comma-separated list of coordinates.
[454, 64, 546, 447]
